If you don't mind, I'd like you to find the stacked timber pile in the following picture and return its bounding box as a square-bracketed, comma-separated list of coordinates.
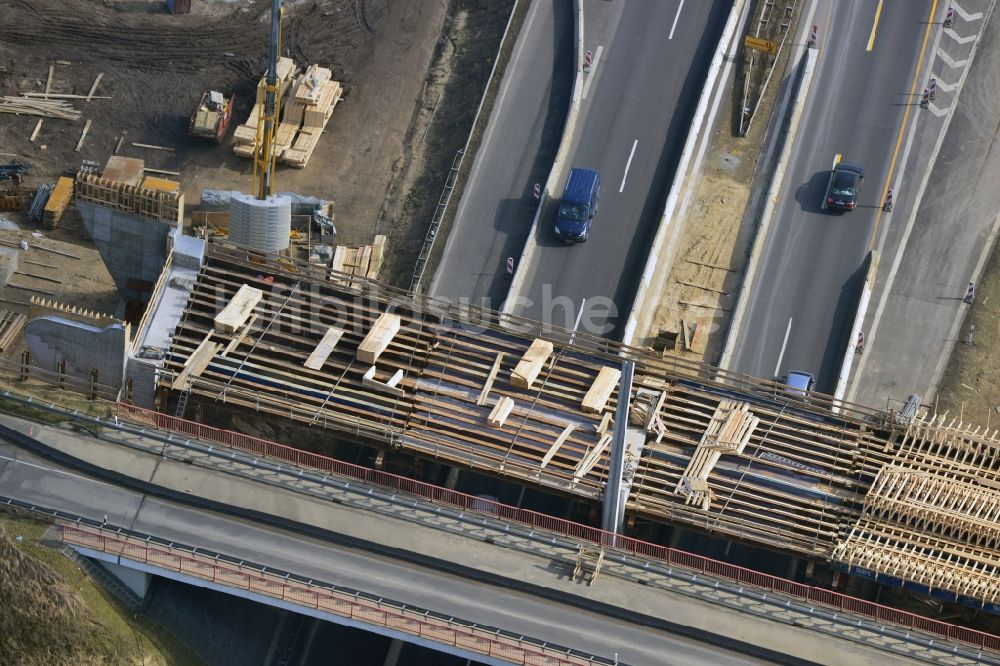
[281, 65, 342, 168]
[232, 57, 297, 154]
[329, 235, 385, 282]
[0, 96, 81, 120]
[233, 62, 342, 169]
[42, 176, 74, 229]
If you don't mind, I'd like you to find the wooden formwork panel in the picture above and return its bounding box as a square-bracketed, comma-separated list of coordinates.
[75, 173, 182, 224]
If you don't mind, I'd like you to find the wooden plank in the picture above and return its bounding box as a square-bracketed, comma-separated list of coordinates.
[143, 167, 181, 176]
[213, 284, 263, 334]
[362, 365, 407, 398]
[6, 283, 54, 296]
[689, 322, 704, 353]
[171, 335, 223, 390]
[511, 338, 553, 389]
[304, 326, 345, 370]
[540, 425, 576, 468]
[131, 142, 174, 152]
[114, 135, 124, 155]
[222, 314, 257, 356]
[43, 65, 53, 99]
[74, 119, 92, 152]
[581, 366, 620, 414]
[29, 119, 43, 142]
[367, 235, 386, 279]
[29, 244, 80, 260]
[20, 92, 110, 100]
[574, 434, 612, 481]
[476, 352, 504, 406]
[681, 318, 691, 351]
[595, 412, 612, 436]
[357, 312, 401, 364]
[14, 272, 61, 284]
[487, 396, 515, 428]
[86, 73, 103, 101]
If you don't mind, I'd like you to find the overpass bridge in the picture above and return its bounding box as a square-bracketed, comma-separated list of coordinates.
[122, 240, 1000, 612]
[1, 398, 998, 665]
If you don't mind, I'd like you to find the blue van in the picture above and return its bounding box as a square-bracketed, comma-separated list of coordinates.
[554, 168, 600, 243]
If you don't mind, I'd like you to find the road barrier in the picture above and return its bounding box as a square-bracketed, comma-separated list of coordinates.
[62, 525, 607, 666]
[964, 280, 976, 304]
[114, 401, 1000, 654]
[833, 251, 878, 406]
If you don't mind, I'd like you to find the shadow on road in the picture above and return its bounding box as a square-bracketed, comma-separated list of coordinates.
[793, 170, 837, 215]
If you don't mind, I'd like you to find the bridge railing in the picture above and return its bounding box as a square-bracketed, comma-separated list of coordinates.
[115, 402, 1000, 654]
[62, 525, 607, 666]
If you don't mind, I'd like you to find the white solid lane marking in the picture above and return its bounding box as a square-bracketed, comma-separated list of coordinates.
[573, 298, 587, 332]
[581, 45, 604, 100]
[669, 0, 685, 40]
[619, 139, 639, 193]
[774, 317, 793, 377]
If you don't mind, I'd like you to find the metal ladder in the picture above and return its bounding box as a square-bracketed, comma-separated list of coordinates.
[174, 384, 191, 419]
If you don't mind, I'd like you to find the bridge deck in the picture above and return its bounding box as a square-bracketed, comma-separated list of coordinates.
[148, 242, 1000, 608]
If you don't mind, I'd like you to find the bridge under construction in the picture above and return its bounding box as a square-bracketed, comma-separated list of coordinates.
[134, 241, 1000, 612]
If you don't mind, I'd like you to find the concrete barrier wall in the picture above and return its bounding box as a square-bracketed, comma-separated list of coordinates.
[833, 251, 878, 407]
[718, 46, 819, 369]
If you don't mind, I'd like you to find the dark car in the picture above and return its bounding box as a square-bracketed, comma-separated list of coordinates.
[554, 168, 600, 243]
[824, 162, 864, 211]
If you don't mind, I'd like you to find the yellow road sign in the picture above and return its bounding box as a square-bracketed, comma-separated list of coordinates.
[744, 36, 778, 55]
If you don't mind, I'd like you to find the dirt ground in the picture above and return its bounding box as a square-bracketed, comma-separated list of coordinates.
[0, 0, 513, 291]
[648, 0, 800, 363]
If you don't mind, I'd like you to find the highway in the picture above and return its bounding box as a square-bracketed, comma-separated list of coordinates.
[444, 0, 732, 336]
[430, 0, 573, 305]
[845, 0, 1000, 408]
[508, 0, 732, 336]
[0, 434, 773, 666]
[727, 0, 936, 390]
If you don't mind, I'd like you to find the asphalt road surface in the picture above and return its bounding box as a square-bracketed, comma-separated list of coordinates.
[0, 438, 769, 666]
[509, 0, 732, 337]
[430, 0, 573, 306]
[728, 0, 935, 390]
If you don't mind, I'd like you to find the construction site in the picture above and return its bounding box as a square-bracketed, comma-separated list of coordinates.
[2, 0, 1000, 663]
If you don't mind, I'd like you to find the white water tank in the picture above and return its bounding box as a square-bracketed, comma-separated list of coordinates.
[228, 192, 291, 253]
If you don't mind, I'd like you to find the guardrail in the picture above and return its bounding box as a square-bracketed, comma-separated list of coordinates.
[115, 401, 1000, 654]
[62, 525, 607, 666]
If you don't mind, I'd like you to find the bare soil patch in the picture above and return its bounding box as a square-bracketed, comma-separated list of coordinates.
[0, 0, 499, 290]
